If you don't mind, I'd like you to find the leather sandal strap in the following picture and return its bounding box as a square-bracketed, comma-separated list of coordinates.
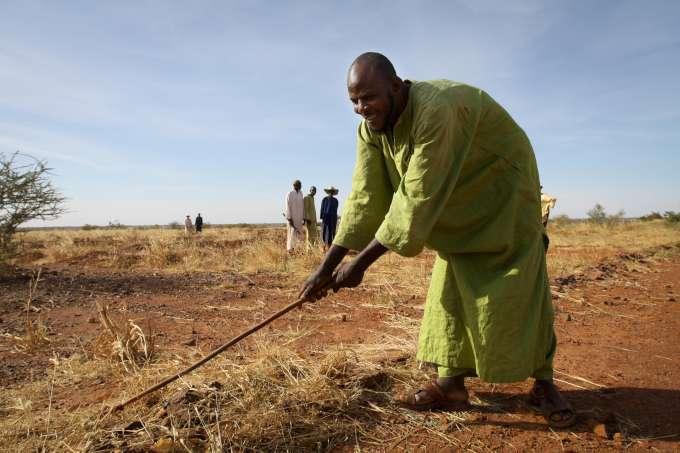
[423, 380, 447, 401]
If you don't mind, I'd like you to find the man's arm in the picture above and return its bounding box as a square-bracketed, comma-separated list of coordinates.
[298, 123, 392, 301]
[348, 239, 387, 273]
[373, 104, 473, 257]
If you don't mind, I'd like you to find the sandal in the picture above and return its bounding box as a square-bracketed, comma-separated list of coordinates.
[398, 380, 470, 411]
[527, 384, 577, 428]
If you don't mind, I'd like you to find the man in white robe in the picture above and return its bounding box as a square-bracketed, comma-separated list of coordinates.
[541, 192, 557, 227]
[184, 215, 193, 235]
[285, 180, 305, 253]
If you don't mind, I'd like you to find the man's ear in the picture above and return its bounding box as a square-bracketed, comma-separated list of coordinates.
[390, 77, 402, 94]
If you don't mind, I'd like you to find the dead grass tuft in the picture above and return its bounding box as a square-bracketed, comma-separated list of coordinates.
[96, 302, 156, 373]
[9, 269, 51, 352]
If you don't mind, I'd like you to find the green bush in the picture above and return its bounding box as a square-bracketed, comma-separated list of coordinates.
[639, 211, 663, 221]
[587, 204, 607, 224]
[551, 214, 572, 225]
[586, 203, 625, 227]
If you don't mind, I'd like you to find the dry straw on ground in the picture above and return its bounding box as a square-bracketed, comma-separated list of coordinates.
[81, 318, 480, 453]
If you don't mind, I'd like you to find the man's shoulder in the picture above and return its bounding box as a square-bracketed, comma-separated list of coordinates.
[410, 80, 486, 129]
[412, 80, 482, 107]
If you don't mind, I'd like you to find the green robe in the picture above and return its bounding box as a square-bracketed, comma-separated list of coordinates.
[334, 80, 555, 382]
[303, 195, 319, 245]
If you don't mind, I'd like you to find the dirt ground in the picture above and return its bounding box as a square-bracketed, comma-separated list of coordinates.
[1, 239, 679, 451]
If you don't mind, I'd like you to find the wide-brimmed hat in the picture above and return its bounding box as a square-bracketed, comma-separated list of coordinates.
[324, 186, 339, 195]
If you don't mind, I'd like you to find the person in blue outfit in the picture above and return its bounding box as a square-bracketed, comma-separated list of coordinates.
[320, 186, 339, 250]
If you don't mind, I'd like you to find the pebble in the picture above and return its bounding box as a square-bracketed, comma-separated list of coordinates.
[593, 423, 608, 439]
[613, 432, 623, 444]
[151, 437, 174, 453]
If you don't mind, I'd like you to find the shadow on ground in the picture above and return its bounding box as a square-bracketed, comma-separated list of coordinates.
[471, 387, 680, 441]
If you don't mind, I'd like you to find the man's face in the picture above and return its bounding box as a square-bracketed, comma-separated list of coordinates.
[348, 66, 396, 132]
[310, 187, 316, 196]
[293, 181, 301, 191]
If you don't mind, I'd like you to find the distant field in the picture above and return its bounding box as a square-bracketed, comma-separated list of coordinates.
[13, 219, 680, 281]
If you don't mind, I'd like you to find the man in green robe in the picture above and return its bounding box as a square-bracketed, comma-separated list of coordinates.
[299, 52, 574, 427]
[303, 186, 319, 247]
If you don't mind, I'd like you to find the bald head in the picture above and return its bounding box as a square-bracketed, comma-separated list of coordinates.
[348, 52, 397, 84]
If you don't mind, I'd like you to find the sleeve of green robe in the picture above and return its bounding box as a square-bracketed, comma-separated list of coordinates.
[375, 103, 476, 256]
[333, 123, 393, 251]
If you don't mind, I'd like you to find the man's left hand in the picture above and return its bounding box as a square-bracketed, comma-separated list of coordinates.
[331, 261, 365, 291]
[298, 268, 334, 302]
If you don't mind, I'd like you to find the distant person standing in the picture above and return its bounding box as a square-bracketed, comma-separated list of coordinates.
[195, 213, 204, 233]
[303, 186, 319, 248]
[285, 180, 305, 253]
[320, 186, 339, 250]
[540, 188, 557, 227]
[184, 215, 193, 235]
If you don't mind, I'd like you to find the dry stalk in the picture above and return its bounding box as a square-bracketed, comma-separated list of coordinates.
[96, 302, 155, 373]
[14, 268, 51, 351]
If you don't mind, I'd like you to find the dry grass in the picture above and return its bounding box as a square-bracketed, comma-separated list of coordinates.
[546, 219, 680, 277]
[14, 221, 680, 282]
[4, 268, 51, 352]
[1, 321, 470, 452]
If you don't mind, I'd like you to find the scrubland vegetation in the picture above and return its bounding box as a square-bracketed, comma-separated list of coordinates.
[11, 219, 680, 281]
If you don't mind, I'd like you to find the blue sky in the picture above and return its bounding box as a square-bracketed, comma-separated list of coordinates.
[1, 0, 678, 226]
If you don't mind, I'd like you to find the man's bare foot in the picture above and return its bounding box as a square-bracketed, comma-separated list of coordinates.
[528, 379, 576, 428]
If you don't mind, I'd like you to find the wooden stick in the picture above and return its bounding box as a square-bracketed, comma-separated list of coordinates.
[113, 297, 306, 411]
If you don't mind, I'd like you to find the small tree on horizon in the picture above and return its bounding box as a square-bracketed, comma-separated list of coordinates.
[1, 152, 66, 262]
[664, 211, 680, 224]
[587, 203, 625, 226]
[587, 203, 607, 224]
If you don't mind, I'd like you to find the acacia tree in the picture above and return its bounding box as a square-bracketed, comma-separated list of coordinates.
[0, 152, 66, 262]
[587, 203, 625, 226]
[587, 203, 607, 224]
